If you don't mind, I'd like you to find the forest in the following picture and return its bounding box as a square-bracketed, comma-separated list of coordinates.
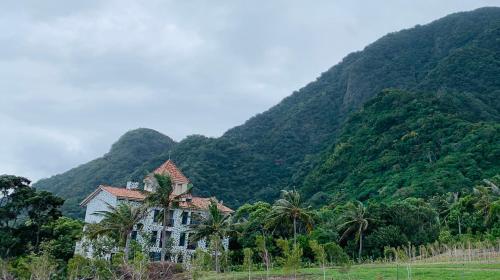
[1, 173, 500, 279]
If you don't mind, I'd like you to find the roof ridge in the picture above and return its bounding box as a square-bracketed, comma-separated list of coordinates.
[153, 160, 190, 184]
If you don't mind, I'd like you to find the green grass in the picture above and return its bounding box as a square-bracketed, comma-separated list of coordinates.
[194, 262, 500, 279]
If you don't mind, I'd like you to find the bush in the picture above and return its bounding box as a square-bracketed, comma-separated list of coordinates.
[148, 261, 183, 280]
[324, 242, 349, 265]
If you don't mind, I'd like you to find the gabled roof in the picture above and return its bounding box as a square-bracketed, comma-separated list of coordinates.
[153, 160, 190, 184]
[181, 197, 234, 213]
[80, 185, 146, 206]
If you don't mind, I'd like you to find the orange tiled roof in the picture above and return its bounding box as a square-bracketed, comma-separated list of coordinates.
[153, 160, 190, 184]
[101, 186, 146, 201]
[179, 196, 234, 213]
[80, 185, 147, 206]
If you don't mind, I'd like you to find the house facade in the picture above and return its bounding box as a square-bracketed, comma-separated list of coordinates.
[75, 160, 233, 264]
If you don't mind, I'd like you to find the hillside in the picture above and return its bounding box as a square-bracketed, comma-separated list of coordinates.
[34, 128, 176, 217]
[34, 7, 500, 217]
[303, 90, 500, 204]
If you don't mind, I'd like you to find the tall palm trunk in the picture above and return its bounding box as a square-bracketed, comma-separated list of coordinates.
[358, 228, 363, 263]
[124, 232, 131, 263]
[215, 241, 220, 273]
[293, 216, 297, 247]
[458, 215, 462, 236]
[161, 207, 169, 261]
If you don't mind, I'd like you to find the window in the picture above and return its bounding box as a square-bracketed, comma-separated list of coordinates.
[159, 231, 171, 248]
[149, 252, 161, 262]
[131, 230, 137, 241]
[165, 210, 175, 226]
[179, 233, 186, 246]
[188, 241, 198, 250]
[153, 209, 160, 223]
[181, 211, 189, 225]
[150, 231, 158, 245]
[190, 212, 200, 225]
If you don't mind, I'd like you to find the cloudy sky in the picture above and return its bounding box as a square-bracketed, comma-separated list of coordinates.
[1, 0, 498, 181]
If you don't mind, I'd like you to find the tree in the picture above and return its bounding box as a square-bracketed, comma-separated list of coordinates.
[276, 239, 302, 279]
[190, 200, 233, 273]
[473, 179, 500, 221]
[337, 201, 370, 262]
[255, 235, 271, 279]
[145, 174, 190, 262]
[267, 190, 314, 247]
[309, 240, 327, 280]
[88, 202, 147, 262]
[40, 216, 84, 262]
[0, 175, 64, 258]
[243, 248, 253, 280]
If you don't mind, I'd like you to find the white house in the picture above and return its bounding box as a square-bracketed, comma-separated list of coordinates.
[75, 160, 233, 264]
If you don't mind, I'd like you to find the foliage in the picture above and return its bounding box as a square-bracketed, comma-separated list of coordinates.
[267, 190, 314, 246]
[0, 175, 65, 258]
[242, 248, 253, 279]
[191, 200, 233, 273]
[255, 235, 271, 276]
[323, 242, 349, 265]
[67, 255, 114, 280]
[86, 202, 147, 262]
[309, 240, 327, 280]
[337, 201, 370, 262]
[304, 89, 500, 204]
[276, 239, 302, 277]
[40, 217, 83, 262]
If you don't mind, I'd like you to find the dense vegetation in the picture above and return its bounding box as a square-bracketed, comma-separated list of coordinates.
[0, 175, 83, 278]
[303, 89, 500, 203]
[3, 174, 500, 279]
[34, 8, 500, 217]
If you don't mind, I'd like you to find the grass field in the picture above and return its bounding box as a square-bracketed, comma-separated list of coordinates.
[193, 262, 500, 280]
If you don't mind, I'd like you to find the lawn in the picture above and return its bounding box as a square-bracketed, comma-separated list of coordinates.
[194, 262, 500, 279]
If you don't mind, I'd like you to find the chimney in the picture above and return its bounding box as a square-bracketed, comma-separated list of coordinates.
[126, 181, 139, 190]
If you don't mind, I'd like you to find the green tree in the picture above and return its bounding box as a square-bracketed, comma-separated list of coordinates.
[473, 179, 500, 221]
[40, 217, 83, 262]
[88, 202, 147, 262]
[276, 239, 302, 279]
[243, 248, 253, 280]
[255, 235, 271, 279]
[267, 190, 314, 247]
[309, 240, 327, 280]
[145, 174, 190, 262]
[0, 175, 64, 258]
[337, 201, 370, 262]
[190, 200, 233, 273]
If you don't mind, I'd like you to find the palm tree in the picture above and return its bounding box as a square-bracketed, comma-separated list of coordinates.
[145, 174, 191, 262]
[88, 202, 147, 262]
[473, 179, 500, 223]
[267, 190, 314, 247]
[190, 200, 233, 273]
[439, 192, 462, 236]
[337, 201, 369, 263]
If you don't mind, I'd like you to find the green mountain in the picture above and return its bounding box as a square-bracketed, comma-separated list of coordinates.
[34, 7, 500, 217]
[303, 90, 499, 204]
[34, 128, 176, 217]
